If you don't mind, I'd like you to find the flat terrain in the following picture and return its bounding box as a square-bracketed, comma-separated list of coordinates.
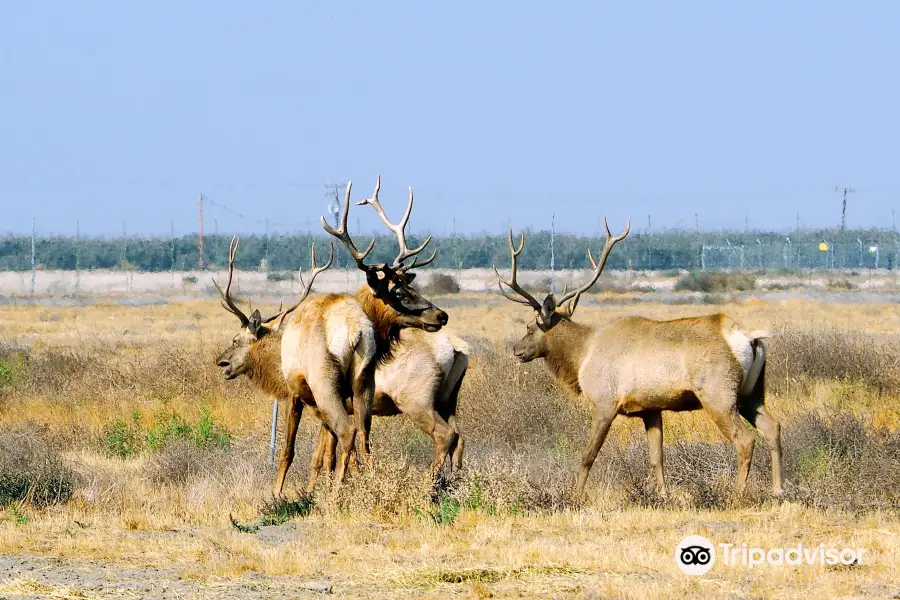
[1, 286, 899, 599]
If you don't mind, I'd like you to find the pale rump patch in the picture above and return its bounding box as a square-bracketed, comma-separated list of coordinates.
[724, 328, 754, 378]
[325, 300, 373, 372]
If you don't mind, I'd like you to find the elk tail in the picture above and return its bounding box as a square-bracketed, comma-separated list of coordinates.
[739, 333, 769, 397]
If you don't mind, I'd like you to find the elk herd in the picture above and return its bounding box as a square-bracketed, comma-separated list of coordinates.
[214, 176, 784, 502]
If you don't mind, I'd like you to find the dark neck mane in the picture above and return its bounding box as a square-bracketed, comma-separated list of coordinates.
[353, 286, 401, 363]
[544, 319, 591, 396]
[246, 330, 293, 401]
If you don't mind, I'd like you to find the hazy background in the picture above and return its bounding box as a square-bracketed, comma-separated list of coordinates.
[2, 1, 899, 237]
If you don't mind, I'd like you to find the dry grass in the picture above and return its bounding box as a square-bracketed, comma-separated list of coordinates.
[0, 297, 899, 598]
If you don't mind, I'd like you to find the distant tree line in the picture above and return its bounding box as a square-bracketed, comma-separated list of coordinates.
[1, 227, 897, 272]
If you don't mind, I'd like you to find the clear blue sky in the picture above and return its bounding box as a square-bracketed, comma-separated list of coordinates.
[2, 1, 899, 237]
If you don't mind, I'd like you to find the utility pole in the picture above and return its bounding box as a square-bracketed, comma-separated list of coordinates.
[550, 214, 555, 293]
[75, 221, 81, 294]
[30, 218, 36, 295]
[198, 193, 205, 270]
[325, 183, 345, 269]
[835, 186, 856, 236]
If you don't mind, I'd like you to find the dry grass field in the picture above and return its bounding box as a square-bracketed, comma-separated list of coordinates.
[1, 291, 899, 598]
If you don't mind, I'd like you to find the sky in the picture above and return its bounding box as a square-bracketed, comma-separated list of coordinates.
[1, 1, 899, 237]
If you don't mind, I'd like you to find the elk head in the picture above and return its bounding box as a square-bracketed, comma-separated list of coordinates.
[494, 217, 630, 362]
[214, 235, 333, 380]
[321, 177, 449, 332]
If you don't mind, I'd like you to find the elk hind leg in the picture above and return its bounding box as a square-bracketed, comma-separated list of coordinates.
[306, 423, 331, 494]
[410, 409, 457, 477]
[350, 356, 375, 468]
[705, 400, 755, 499]
[739, 401, 783, 496]
[641, 411, 667, 498]
[309, 382, 357, 489]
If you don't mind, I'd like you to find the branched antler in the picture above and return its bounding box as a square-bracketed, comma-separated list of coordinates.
[356, 175, 436, 272]
[320, 181, 377, 273]
[265, 242, 335, 331]
[213, 235, 249, 325]
[556, 216, 631, 316]
[493, 227, 543, 311]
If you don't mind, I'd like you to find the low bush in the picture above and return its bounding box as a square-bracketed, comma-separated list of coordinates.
[674, 271, 756, 293]
[0, 423, 77, 508]
[421, 273, 460, 295]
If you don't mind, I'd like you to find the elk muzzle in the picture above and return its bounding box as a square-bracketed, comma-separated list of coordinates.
[420, 307, 449, 332]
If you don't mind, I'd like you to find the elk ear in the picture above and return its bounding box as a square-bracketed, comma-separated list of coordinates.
[540, 294, 557, 320]
[403, 272, 416, 284]
[247, 309, 263, 337]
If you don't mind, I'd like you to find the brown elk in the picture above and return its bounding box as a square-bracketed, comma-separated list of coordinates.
[214, 235, 378, 495]
[495, 218, 784, 500]
[305, 327, 470, 492]
[216, 177, 451, 496]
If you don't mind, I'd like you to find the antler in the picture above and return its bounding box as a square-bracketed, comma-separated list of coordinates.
[265, 242, 335, 331]
[493, 227, 543, 311]
[356, 175, 436, 272]
[212, 235, 249, 325]
[321, 181, 378, 273]
[556, 216, 631, 315]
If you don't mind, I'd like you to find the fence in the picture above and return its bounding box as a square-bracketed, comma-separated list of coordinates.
[2, 225, 899, 296]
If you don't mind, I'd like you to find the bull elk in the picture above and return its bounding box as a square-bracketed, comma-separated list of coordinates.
[214, 236, 377, 495]
[306, 327, 470, 492]
[216, 177, 450, 497]
[495, 218, 784, 500]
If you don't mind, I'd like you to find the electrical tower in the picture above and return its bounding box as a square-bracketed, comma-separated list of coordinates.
[835, 186, 856, 236]
[198, 193, 205, 270]
[325, 183, 346, 268]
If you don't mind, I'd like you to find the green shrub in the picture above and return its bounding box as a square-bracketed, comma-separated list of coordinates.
[266, 271, 294, 282]
[674, 271, 756, 293]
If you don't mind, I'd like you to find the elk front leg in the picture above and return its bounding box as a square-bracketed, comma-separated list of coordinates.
[574, 404, 617, 500]
[273, 398, 303, 497]
[409, 409, 457, 477]
[641, 411, 667, 498]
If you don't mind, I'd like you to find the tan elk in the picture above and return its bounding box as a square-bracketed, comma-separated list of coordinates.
[494, 218, 784, 500]
[217, 177, 451, 496]
[214, 235, 380, 495]
[305, 327, 470, 492]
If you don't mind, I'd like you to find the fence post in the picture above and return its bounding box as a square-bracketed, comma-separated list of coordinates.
[269, 399, 279, 465]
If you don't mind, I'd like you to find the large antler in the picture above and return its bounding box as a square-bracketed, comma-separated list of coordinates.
[356, 175, 436, 272]
[212, 235, 250, 325]
[493, 227, 543, 312]
[265, 242, 334, 331]
[556, 216, 631, 315]
[321, 181, 378, 273]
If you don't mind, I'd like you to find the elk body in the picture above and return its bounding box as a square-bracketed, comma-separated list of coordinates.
[495, 220, 784, 500]
[213, 237, 375, 495]
[217, 177, 450, 496]
[307, 327, 470, 492]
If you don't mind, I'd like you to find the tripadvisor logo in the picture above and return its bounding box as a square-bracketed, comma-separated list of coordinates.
[675, 535, 716, 575]
[675, 535, 868, 574]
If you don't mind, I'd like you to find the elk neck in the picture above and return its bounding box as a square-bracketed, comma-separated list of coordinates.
[353, 286, 401, 362]
[245, 329, 293, 401]
[542, 319, 592, 396]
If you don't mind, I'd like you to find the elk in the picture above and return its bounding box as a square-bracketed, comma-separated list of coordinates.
[305, 327, 470, 492]
[494, 218, 784, 500]
[220, 176, 451, 496]
[214, 235, 379, 496]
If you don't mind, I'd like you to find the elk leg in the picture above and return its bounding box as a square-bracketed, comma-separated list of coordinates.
[351, 358, 375, 467]
[410, 409, 457, 477]
[447, 414, 464, 474]
[575, 407, 617, 499]
[306, 423, 330, 494]
[707, 405, 755, 498]
[740, 403, 784, 496]
[273, 398, 303, 497]
[309, 381, 357, 489]
[641, 411, 667, 498]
